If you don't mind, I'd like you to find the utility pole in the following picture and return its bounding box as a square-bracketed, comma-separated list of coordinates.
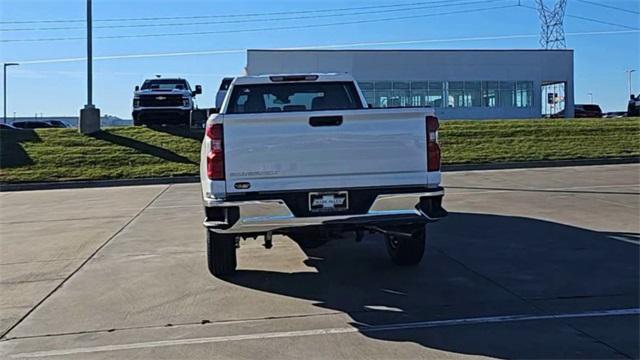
[87, 0, 92, 107]
[79, 0, 100, 134]
[3, 63, 19, 124]
[535, 0, 567, 49]
[625, 70, 636, 98]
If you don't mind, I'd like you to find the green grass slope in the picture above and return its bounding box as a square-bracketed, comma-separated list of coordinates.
[1, 118, 638, 183]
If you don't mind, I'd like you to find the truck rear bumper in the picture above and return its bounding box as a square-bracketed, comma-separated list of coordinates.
[132, 109, 190, 124]
[203, 189, 446, 234]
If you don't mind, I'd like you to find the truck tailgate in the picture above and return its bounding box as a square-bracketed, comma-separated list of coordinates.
[223, 108, 427, 193]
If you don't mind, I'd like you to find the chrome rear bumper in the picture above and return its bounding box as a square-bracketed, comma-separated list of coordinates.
[203, 189, 445, 234]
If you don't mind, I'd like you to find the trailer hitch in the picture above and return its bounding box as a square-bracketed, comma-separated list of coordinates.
[364, 226, 414, 239]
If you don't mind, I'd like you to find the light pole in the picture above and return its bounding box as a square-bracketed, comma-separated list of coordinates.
[626, 69, 636, 99]
[587, 92, 593, 104]
[3, 63, 19, 124]
[79, 0, 100, 134]
[87, 0, 92, 108]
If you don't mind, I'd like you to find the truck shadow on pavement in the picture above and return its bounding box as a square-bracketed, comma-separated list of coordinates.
[222, 212, 640, 359]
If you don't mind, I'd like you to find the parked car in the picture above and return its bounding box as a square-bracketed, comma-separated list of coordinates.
[603, 111, 626, 118]
[47, 120, 70, 128]
[12, 121, 55, 129]
[132, 78, 202, 126]
[0, 123, 18, 130]
[574, 104, 603, 118]
[200, 73, 447, 275]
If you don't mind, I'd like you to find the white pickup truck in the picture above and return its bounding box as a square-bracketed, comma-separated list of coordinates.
[200, 74, 447, 275]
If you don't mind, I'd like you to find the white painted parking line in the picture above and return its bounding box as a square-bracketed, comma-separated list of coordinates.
[10, 308, 639, 358]
[146, 205, 201, 209]
[446, 183, 640, 196]
[609, 236, 640, 246]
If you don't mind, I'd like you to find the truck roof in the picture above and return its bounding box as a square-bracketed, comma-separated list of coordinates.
[233, 73, 354, 85]
[143, 78, 186, 81]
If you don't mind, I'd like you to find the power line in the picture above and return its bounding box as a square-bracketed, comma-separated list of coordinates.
[521, 4, 640, 31]
[0, 0, 488, 24]
[1, 0, 501, 32]
[0, 4, 518, 43]
[8, 29, 639, 65]
[565, 13, 640, 30]
[575, 0, 640, 15]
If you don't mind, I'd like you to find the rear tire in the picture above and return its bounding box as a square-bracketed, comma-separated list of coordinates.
[182, 112, 192, 127]
[385, 225, 426, 266]
[206, 230, 237, 276]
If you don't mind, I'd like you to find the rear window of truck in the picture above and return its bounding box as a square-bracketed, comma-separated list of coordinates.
[226, 82, 363, 114]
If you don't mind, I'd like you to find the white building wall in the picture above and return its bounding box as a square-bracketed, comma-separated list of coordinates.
[246, 49, 574, 119]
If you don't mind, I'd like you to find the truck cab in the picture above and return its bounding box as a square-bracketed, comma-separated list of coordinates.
[132, 78, 202, 126]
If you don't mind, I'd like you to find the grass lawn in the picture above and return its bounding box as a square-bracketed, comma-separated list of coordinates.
[1, 118, 639, 183]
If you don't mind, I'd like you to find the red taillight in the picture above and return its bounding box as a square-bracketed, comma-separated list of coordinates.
[426, 116, 439, 141]
[428, 142, 441, 171]
[426, 116, 441, 171]
[206, 123, 224, 180]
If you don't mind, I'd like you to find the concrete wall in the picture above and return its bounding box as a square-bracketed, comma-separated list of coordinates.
[246, 49, 575, 119]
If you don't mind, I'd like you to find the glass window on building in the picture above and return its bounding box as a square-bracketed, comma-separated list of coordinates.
[358, 81, 375, 107]
[358, 79, 535, 109]
[358, 81, 374, 91]
[515, 81, 533, 107]
[499, 81, 515, 108]
[410, 81, 427, 107]
[464, 81, 481, 107]
[482, 81, 499, 107]
[392, 81, 410, 107]
[448, 81, 465, 107]
[374, 81, 392, 108]
[427, 81, 444, 108]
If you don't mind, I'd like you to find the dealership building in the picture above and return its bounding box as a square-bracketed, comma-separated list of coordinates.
[245, 49, 574, 119]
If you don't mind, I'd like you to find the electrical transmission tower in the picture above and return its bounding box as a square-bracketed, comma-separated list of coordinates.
[535, 0, 568, 49]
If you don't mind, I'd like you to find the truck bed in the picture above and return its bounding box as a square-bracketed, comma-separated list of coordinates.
[221, 107, 430, 194]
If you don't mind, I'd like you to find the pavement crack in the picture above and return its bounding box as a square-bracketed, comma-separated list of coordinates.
[93, 250, 205, 260]
[0, 277, 66, 285]
[0, 258, 82, 266]
[0, 311, 348, 342]
[0, 215, 132, 225]
[571, 327, 633, 359]
[0, 185, 171, 340]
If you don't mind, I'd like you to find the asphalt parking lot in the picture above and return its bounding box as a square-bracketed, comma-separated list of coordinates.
[1, 164, 638, 359]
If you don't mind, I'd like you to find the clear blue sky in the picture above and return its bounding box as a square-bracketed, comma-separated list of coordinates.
[1, 0, 639, 119]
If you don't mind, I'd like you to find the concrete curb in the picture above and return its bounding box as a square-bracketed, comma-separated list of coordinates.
[0, 176, 199, 192]
[1, 157, 638, 192]
[441, 157, 640, 172]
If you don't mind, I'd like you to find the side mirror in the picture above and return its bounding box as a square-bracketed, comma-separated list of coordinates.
[367, 103, 373, 109]
[135, 86, 140, 91]
[194, 85, 202, 96]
